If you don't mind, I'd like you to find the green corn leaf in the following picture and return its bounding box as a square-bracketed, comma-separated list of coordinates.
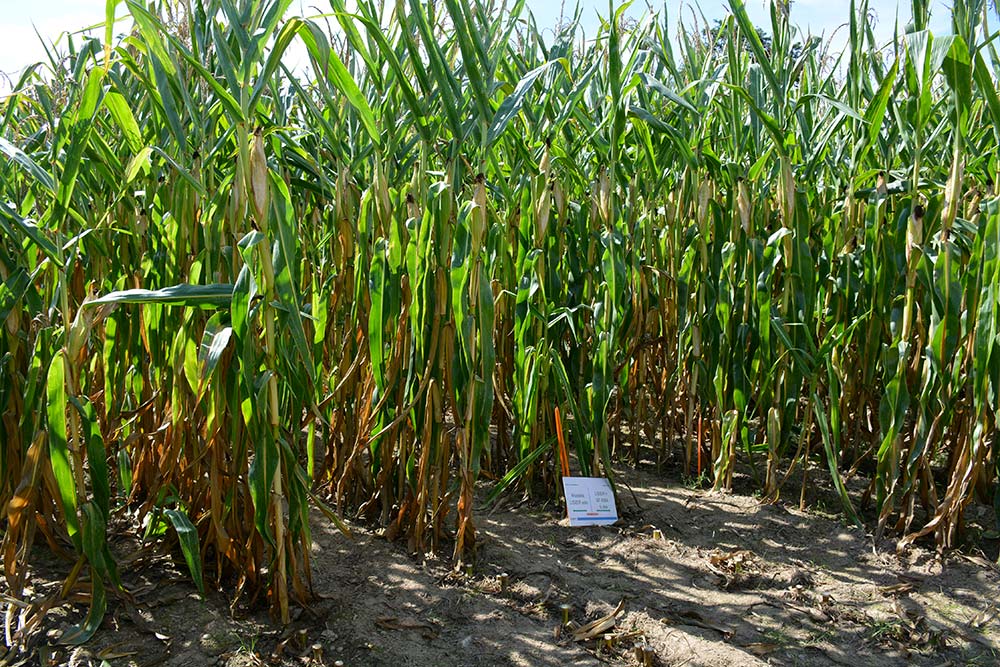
[196, 314, 234, 404]
[71, 398, 111, 522]
[164, 508, 206, 596]
[974, 51, 1000, 141]
[727, 0, 782, 100]
[443, 0, 492, 124]
[271, 175, 317, 388]
[0, 269, 30, 325]
[292, 18, 380, 146]
[0, 137, 56, 193]
[59, 572, 106, 645]
[87, 284, 234, 308]
[864, 59, 898, 152]
[798, 94, 865, 123]
[47, 352, 80, 550]
[150, 146, 209, 196]
[488, 60, 564, 145]
[104, 91, 144, 154]
[813, 392, 861, 526]
[637, 72, 699, 114]
[309, 491, 354, 539]
[104, 0, 124, 68]
[485, 437, 555, 506]
[407, 1, 464, 140]
[124, 146, 153, 183]
[0, 202, 64, 268]
[80, 501, 120, 589]
[124, 1, 177, 76]
[351, 12, 430, 141]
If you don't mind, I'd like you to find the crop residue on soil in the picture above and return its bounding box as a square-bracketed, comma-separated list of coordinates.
[25, 467, 1000, 667]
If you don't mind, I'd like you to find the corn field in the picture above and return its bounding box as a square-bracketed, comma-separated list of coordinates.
[1, 0, 999, 641]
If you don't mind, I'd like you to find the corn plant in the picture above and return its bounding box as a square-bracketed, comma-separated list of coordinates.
[1, 0, 999, 649]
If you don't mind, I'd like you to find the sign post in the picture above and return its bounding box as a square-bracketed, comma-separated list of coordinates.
[561, 476, 618, 526]
[555, 407, 618, 527]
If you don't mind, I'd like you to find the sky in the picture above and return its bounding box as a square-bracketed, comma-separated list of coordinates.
[0, 0, 962, 95]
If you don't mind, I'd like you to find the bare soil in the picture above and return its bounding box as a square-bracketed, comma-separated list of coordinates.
[11, 465, 1000, 667]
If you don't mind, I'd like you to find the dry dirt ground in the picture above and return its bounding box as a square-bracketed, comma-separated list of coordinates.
[13, 465, 1000, 667]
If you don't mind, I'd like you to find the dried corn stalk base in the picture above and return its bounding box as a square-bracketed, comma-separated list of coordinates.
[0, 0, 998, 650]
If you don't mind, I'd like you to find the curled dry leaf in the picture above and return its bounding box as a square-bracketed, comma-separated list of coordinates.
[572, 599, 626, 642]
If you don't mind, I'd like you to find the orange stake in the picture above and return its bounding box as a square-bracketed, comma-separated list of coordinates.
[555, 406, 570, 478]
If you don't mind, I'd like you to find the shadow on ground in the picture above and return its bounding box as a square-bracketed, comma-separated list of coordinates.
[25, 462, 1000, 667]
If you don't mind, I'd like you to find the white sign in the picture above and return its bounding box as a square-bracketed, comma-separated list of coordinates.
[561, 477, 618, 526]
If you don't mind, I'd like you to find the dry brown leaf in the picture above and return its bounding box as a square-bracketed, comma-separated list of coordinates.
[879, 583, 915, 596]
[708, 549, 754, 570]
[970, 603, 998, 629]
[96, 647, 138, 659]
[375, 616, 439, 640]
[674, 609, 733, 637]
[572, 600, 626, 642]
[744, 642, 780, 655]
